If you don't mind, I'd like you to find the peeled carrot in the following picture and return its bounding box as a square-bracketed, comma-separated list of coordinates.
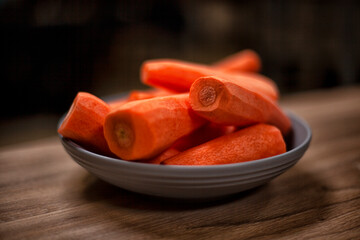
[172, 123, 236, 151]
[128, 88, 173, 101]
[141, 59, 278, 101]
[108, 88, 174, 109]
[141, 123, 235, 164]
[108, 98, 128, 109]
[141, 147, 181, 164]
[103, 93, 206, 160]
[58, 92, 112, 155]
[189, 76, 291, 135]
[213, 49, 261, 73]
[163, 124, 286, 165]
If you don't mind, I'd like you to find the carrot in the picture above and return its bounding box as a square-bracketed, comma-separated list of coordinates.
[108, 88, 174, 109]
[58, 92, 112, 155]
[108, 98, 128, 109]
[163, 124, 286, 165]
[213, 49, 261, 73]
[141, 123, 235, 164]
[189, 76, 291, 135]
[103, 93, 206, 160]
[141, 147, 181, 164]
[172, 123, 236, 151]
[141, 59, 278, 101]
[128, 88, 174, 101]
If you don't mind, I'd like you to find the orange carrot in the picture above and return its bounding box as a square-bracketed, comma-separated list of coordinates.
[58, 92, 112, 155]
[189, 76, 291, 135]
[108, 98, 128, 109]
[128, 88, 174, 101]
[163, 124, 286, 165]
[141, 123, 235, 164]
[141, 59, 278, 101]
[103, 93, 206, 160]
[172, 123, 236, 151]
[213, 49, 261, 73]
[141, 147, 181, 164]
[108, 88, 174, 109]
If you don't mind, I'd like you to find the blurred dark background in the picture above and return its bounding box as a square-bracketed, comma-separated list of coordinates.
[0, 0, 359, 145]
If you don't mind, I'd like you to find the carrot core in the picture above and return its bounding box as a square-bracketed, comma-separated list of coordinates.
[199, 86, 216, 107]
[115, 122, 134, 148]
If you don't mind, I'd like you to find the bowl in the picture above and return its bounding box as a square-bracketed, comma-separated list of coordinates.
[59, 110, 311, 199]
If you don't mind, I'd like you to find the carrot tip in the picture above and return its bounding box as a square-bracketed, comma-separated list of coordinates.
[199, 86, 217, 107]
[114, 122, 134, 148]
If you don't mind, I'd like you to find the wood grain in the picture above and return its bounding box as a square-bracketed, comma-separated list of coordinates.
[1, 86, 360, 240]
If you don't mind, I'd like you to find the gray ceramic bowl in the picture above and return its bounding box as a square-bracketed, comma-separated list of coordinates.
[59, 110, 311, 199]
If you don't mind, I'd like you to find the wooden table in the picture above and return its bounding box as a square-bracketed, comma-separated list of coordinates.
[1, 86, 360, 240]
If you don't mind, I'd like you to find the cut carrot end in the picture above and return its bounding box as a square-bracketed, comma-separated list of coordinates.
[190, 76, 226, 112]
[114, 122, 134, 148]
[198, 86, 217, 107]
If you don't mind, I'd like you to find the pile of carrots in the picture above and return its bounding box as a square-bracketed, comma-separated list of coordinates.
[58, 49, 290, 165]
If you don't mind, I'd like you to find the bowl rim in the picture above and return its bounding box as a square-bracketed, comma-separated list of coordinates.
[58, 108, 312, 172]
